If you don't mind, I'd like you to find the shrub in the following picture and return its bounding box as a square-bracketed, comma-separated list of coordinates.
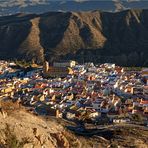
[131, 113, 143, 122]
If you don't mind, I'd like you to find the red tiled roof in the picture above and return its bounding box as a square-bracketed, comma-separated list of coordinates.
[140, 100, 148, 105]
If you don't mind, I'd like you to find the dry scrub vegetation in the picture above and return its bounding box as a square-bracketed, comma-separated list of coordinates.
[0, 100, 147, 148]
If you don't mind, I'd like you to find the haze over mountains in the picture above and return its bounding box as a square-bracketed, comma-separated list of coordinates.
[0, 9, 148, 66]
[0, 0, 148, 16]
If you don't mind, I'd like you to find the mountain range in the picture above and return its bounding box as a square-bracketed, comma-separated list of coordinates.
[0, 9, 148, 66]
[0, 0, 148, 16]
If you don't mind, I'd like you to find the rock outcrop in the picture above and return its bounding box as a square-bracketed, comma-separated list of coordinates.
[0, 109, 147, 148]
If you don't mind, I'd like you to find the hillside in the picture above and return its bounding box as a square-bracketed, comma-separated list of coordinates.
[0, 107, 147, 147]
[0, 9, 148, 66]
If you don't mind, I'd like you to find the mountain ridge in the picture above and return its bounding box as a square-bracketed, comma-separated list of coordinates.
[0, 9, 148, 66]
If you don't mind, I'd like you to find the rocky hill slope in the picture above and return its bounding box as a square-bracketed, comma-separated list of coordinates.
[0, 9, 148, 66]
[0, 106, 148, 148]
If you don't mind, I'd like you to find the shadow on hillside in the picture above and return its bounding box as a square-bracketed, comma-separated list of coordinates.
[38, 12, 72, 63]
[100, 10, 148, 67]
[0, 17, 33, 61]
[66, 125, 114, 140]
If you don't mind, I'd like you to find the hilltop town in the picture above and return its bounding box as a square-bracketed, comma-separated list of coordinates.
[0, 60, 148, 147]
[0, 60, 147, 125]
[1, 1, 148, 147]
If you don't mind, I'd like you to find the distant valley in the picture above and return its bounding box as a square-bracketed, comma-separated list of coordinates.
[1, 0, 148, 16]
